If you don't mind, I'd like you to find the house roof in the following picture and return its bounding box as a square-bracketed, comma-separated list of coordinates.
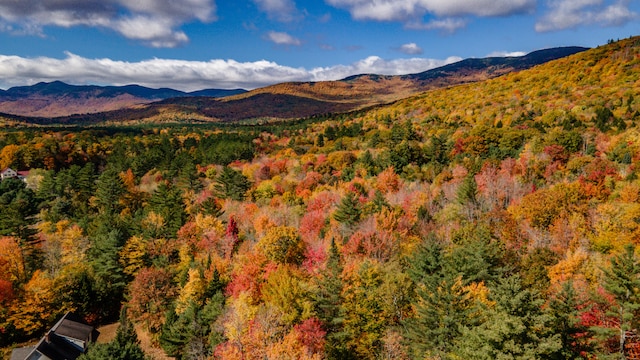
[10, 312, 98, 360]
[51, 313, 94, 342]
[36, 333, 84, 360]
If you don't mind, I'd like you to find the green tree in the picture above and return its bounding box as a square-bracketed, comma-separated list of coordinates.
[0, 178, 38, 245]
[599, 244, 640, 358]
[147, 182, 187, 238]
[313, 239, 353, 359]
[547, 281, 593, 359]
[79, 310, 148, 360]
[358, 150, 377, 176]
[403, 237, 474, 359]
[333, 192, 362, 227]
[160, 293, 225, 359]
[457, 174, 478, 206]
[89, 229, 127, 321]
[454, 276, 561, 360]
[366, 189, 390, 215]
[93, 167, 126, 218]
[214, 166, 251, 201]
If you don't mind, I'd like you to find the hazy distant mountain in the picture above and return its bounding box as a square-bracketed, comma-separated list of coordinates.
[1, 46, 587, 124]
[0, 81, 247, 117]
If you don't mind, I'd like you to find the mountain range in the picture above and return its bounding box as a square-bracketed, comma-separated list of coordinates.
[0, 46, 587, 124]
[0, 82, 246, 118]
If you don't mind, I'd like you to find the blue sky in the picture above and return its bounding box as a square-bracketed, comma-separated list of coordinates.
[0, 0, 638, 91]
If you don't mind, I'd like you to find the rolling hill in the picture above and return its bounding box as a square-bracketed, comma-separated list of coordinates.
[0, 81, 246, 117]
[0, 46, 587, 125]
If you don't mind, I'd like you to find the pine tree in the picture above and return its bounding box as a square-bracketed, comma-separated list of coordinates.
[600, 244, 640, 358]
[79, 310, 147, 360]
[93, 167, 126, 218]
[89, 229, 127, 321]
[454, 276, 561, 360]
[547, 281, 593, 359]
[333, 192, 361, 227]
[456, 174, 478, 206]
[403, 237, 473, 359]
[367, 190, 390, 214]
[313, 239, 353, 359]
[147, 182, 187, 238]
[0, 178, 38, 245]
[160, 293, 225, 359]
[359, 150, 377, 176]
[214, 166, 251, 201]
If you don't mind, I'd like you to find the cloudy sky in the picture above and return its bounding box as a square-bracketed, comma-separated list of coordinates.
[0, 0, 638, 91]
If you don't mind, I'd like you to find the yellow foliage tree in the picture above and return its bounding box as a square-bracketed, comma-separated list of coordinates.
[257, 226, 306, 265]
[261, 266, 314, 325]
[0, 236, 26, 284]
[8, 270, 64, 336]
[175, 268, 206, 315]
[119, 236, 148, 276]
[0, 144, 20, 169]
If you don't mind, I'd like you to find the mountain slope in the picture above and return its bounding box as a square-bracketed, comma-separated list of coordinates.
[361, 37, 639, 131]
[238, 47, 588, 106]
[2, 46, 587, 125]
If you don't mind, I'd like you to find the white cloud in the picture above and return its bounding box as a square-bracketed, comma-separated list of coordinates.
[536, 0, 638, 32]
[0, 52, 462, 91]
[326, 0, 535, 21]
[0, 0, 216, 47]
[309, 55, 462, 79]
[486, 50, 527, 57]
[266, 31, 302, 46]
[399, 43, 423, 55]
[253, 0, 300, 22]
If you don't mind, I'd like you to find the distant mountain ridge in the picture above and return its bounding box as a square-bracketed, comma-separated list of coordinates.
[0, 46, 588, 124]
[0, 81, 246, 117]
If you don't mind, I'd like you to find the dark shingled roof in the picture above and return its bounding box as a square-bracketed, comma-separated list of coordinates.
[10, 312, 99, 360]
[52, 318, 94, 342]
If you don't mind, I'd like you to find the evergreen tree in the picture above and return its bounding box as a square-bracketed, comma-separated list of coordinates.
[456, 174, 478, 206]
[93, 167, 126, 218]
[0, 178, 38, 244]
[213, 166, 251, 201]
[403, 237, 474, 359]
[79, 310, 148, 360]
[447, 223, 504, 285]
[333, 192, 362, 227]
[160, 293, 225, 359]
[599, 244, 640, 358]
[454, 276, 561, 360]
[147, 182, 187, 238]
[367, 189, 390, 214]
[358, 150, 377, 176]
[547, 281, 593, 359]
[314, 239, 354, 359]
[89, 229, 127, 321]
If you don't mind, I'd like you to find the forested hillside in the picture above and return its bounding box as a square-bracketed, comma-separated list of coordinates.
[0, 46, 585, 126]
[1, 36, 640, 359]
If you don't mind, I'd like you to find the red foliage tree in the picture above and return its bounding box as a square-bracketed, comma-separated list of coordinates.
[127, 267, 177, 333]
[0, 279, 14, 305]
[293, 317, 326, 355]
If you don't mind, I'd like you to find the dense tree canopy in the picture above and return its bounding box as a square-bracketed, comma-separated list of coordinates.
[2, 36, 640, 359]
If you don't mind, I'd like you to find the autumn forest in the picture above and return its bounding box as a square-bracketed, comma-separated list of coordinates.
[2, 37, 640, 359]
